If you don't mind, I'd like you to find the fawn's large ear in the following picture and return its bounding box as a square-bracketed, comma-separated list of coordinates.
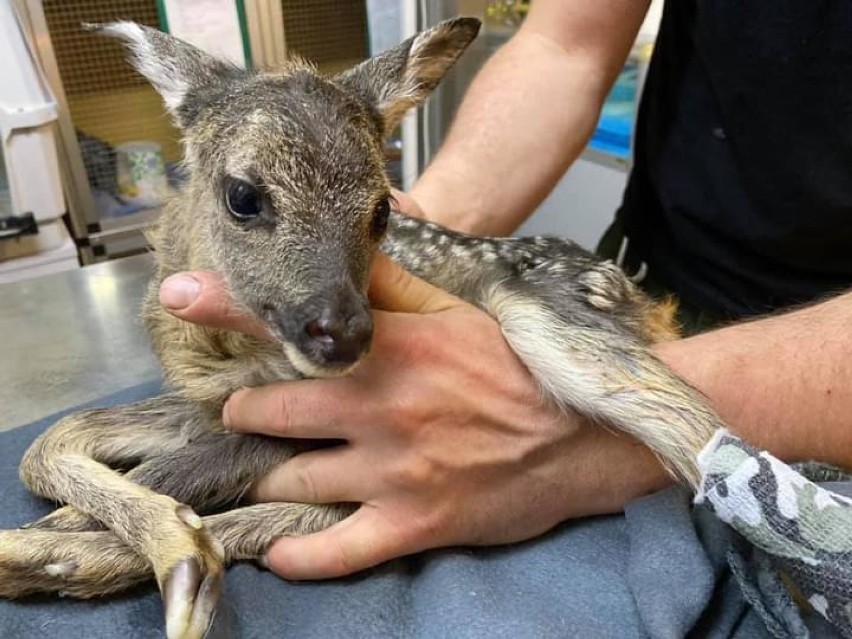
[89, 22, 241, 128]
[335, 17, 481, 135]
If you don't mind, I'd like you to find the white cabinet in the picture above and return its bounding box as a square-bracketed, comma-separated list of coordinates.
[0, 0, 77, 282]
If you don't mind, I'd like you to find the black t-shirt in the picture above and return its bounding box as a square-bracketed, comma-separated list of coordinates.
[619, 0, 852, 319]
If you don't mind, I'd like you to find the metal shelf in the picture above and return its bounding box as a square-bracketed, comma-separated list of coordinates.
[88, 206, 159, 246]
[581, 147, 632, 173]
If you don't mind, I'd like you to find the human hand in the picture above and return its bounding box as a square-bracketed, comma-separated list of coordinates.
[159, 257, 671, 581]
[390, 188, 427, 220]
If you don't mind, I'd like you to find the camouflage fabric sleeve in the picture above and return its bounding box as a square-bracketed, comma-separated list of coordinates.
[695, 430, 852, 638]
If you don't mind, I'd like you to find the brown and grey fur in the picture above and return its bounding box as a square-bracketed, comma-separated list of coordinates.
[0, 18, 726, 639]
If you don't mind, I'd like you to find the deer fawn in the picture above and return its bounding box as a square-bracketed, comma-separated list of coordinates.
[0, 18, 723, 639]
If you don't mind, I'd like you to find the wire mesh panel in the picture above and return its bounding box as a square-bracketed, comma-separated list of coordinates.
[41, 0, 373, 228]
[273, 1, 400, 180]
[280, 0, 368, 74]
[43, 0, 180, 221]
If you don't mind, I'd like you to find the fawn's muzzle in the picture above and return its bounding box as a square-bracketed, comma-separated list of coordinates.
[302, 290, 373, 366]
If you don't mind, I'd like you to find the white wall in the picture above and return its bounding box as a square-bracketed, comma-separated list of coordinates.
[515, 158, 628, 250]
[393, 0, 661, 250]
[513, 0, 662, 249]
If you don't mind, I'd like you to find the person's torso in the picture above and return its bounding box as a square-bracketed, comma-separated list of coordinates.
[620, 0, 852, 319]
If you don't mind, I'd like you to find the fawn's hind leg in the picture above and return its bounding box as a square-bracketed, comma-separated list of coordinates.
[481, 270, 721, 486]
[385, 215, 720, 484]
[17, 395, 223, 639]
[0, 502, 353, 599]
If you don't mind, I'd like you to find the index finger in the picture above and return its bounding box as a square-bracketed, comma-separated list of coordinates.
[223, 376, 372, 438]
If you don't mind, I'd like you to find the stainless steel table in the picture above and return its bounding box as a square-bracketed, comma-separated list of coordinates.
[0, 254, 161, 431]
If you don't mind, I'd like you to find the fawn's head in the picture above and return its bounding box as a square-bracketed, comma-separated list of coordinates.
[97, 18, 479, 377]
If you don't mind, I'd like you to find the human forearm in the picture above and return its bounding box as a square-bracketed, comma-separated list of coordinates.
[657, 292, 852, 469]
[410, 32, 603, 235]
[411, 0, 650, 235]
[557, 292, 852, 514]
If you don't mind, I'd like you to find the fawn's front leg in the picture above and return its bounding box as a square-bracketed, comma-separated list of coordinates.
[17, 400, 224, 639]
[0, 502, 353, 598]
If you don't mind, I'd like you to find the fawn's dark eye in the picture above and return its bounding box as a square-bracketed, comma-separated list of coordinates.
[372, 197, 391, 236]
[225, 179, 262, 220]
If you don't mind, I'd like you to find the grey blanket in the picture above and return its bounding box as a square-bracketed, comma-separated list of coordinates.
[0, 382, 840, 638]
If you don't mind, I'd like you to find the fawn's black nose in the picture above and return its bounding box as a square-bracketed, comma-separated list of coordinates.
[304, 303, 373, 366]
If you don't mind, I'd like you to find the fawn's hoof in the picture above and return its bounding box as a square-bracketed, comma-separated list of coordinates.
[163, 557, 223, 639]
[159, 506, 225, 639]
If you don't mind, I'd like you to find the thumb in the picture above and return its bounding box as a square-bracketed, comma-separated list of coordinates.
[263, 507, 419, 580]
[159, 271, 271, 341]
[369, 254, 462, 315]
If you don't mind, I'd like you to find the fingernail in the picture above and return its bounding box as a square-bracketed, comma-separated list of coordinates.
[160, 274, 201, 310]
[222, 392, 243, 430]
[222, 398, 233, 430]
